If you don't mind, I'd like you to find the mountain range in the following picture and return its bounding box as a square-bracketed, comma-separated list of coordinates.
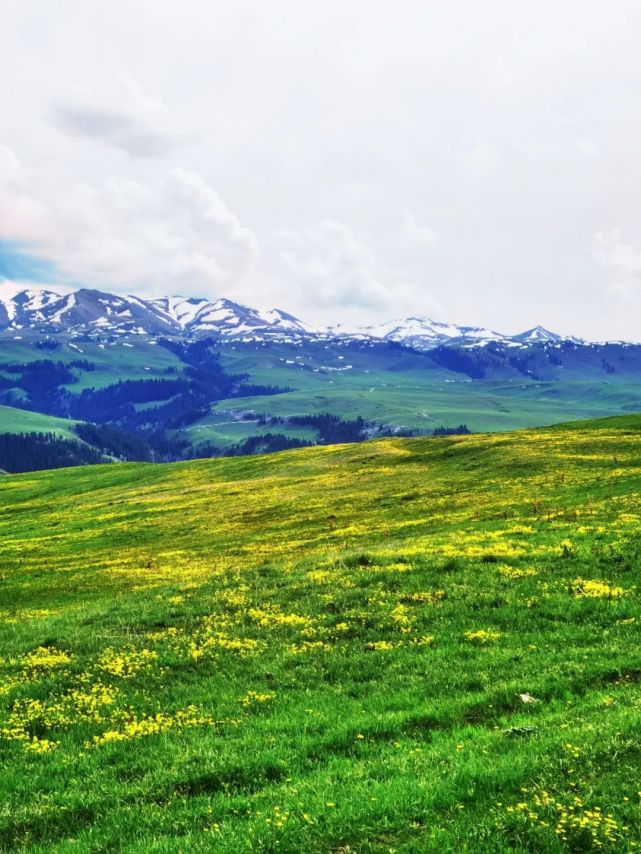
[0, 285, 586, 350]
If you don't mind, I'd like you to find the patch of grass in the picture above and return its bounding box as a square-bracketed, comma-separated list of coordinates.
[0, 338, 185, 392]
[1, 415, 641, 850]
[0, 405, 80, 440]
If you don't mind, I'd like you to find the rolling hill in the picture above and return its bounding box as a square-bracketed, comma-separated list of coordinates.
[0, 404, 80, 439]
[1, 415, 641, 850]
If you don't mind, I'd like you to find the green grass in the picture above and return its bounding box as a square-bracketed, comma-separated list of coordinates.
[1, 416, 641, 851]
[60, 341, 184, 390]
[207, 377, 641, 436]
[183, 411, 318, 448]
[0, 338, 185, 391]
[0, 405, 80, 439]
[2, 337, 641, 449]
[213, 341, 641, 435]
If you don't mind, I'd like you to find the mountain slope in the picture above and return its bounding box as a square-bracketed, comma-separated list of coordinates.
[1, 416, 640, 850]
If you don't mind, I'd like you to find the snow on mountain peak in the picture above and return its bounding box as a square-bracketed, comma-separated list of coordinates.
[0, 285, 586, 348]
[148, 295, 211, 328]
[513, 326, 563, 343]
[345, 316, 509, 350]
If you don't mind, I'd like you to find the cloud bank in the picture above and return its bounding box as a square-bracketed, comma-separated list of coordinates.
[592, 229, 641, 293]
[0, 151, 259, 296]
[50, 75, 195, 159]
[2, 1, 641, 337]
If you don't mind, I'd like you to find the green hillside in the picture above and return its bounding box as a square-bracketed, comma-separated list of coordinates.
[0, 404, 80, 439]
[4, 336, 641, 460]
[198, 342, 641, 443]
[2, 416, 641, 850]
[201, 377, 641, 444]
[0, 338, 185, 391]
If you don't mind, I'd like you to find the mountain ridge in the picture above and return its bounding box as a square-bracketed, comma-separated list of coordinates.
[0, 284, 590, 350]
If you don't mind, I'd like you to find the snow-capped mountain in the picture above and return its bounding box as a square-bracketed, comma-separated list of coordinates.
[347, 317, 511, 350]
[0, 287, 65, 328]
[147, 296, 211, 329]
[0, 287, 315, 340]
[0, 288, 176, 336]
[150, 296, 315, 337]
[512, 326, 562, 344]
[0, 284, 579, 348]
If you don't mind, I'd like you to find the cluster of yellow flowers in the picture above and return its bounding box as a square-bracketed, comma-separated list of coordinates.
[288, 640, 331, 654]
[240, 691, 276, 709]
[307, 569, 346, 585]
[497, 564, 538, 579]
[253, 805, 293, 830]
[0, 608, 53, 625]
[97, 646, 159, 679]
[504, 789, 626, 848]
[389, 603, 414, 633]
[368, 562, 414, 573]
[247, 606, 311, 630]
[88, 706, 220, 747]
[571, 578, 627, 599]
[410, 635, 435, 646]
[0, 680, 122, 752]
[24, 736, 58, 754]
[401, 590, 445, 605]
[153, 613, 263, 663]
[464, 629, 502, 644]
[217, 586, 250, 609]
[365, 640, 399, 651]
[21, 646, 72, 671]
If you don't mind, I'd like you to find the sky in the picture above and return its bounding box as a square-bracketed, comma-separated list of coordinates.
[2, 0, 641, 338]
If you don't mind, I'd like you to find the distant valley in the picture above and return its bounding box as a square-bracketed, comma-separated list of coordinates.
[0, 284, 640, 472]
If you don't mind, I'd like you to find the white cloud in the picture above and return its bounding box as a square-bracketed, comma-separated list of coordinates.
[592, 228, 641, 292]
[0, 144, 20, 179]
[2, 1, 641, 336]
[460, 142, 501, 181]
[278, 219, 437, 318]
[0, 279, 70, 298]
[280, 219, 395, 309]
[0, 152, 259, 296]
[49, 74, 195, 158]
[401, 212, 439, 249]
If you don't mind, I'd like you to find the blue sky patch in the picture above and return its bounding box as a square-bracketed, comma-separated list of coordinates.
[0, 241, 59, 283]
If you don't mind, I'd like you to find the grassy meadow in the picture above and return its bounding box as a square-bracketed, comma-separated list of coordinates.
[204, 377, 641, 443]
[0, 339, 184, 393]
[3, 335, 641, 451]
[1, 415, 641, 850]
[0, 406, 80, 441]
